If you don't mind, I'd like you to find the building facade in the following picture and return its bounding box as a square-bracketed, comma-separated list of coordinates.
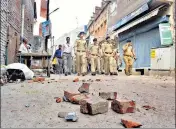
[87, 0, 110, 43]
[107, 0, 175, 75]
[0, 0, 34, 65]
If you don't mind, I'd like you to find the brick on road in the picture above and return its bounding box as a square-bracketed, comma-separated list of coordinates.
[80, 96, 109, 115]
[70, 94, 89, 104]
[78, 83, 90, 93]
[121, 119, 142, 128]
[64, 91, 80, 101]
[111, 99, 136, 114]
[99, 92, 117, 100]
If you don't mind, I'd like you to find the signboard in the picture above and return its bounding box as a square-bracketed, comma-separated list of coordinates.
[159, 23, 173, 46]
[151, 49, 156, 58]
[42, 20, 51, 37]
[108, 3, 149, 33]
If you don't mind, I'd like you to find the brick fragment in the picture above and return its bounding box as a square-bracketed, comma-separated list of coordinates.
[121, 119, 142, 128]
[64, 91, 80, 101]
[96, 79, 101, 81]
[73, 78, 79, 82]
[78, 83, 90, 93]
[33, 77, 45, 82]
[99, 92, 117, 100]
[80, 97, 108, 115]
[56, 98, 62, 103]
[70, 94, 89, 104]
[111, 99, 136, 114]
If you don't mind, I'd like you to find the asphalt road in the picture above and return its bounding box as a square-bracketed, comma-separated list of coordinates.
[1, 74, 175, 128]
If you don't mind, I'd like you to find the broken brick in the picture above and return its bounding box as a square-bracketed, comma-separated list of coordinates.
[99, 92, 117, 100]
[73, 78, 79, 82]
[111, 99, 136, 114]
[33, 77, 45, 82]
[121, 119, 142, 128]
[80, 96, 108, 115]
[96, 79, 101, 81]
[64, 91, 80, 101]
[70, 94, 89, 104]
[56, 98, 62, 103]
[78, 83, 90, 93]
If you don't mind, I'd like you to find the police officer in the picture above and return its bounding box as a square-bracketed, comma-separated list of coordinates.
[89, 38, 99, 76]
[99, 41, 106, 74]
[74, 32, 88, 76]
[123, 40, 136, 76]
[104, 36, 114, 75]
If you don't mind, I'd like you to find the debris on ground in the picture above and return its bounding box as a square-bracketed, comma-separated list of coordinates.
[58, 112, 68, 118]
[121, 119, 142, 128]
[33, 77, 45, 82]
[25, 104, 30, 108]
[99, 92, 117, 100]
[63, 96, 69, 102]
[96, 79, 101, 82]
[111, 99, 136, 114]
[69, 94, 89, 104]
[142, 105, 156, 111]
[78, 83, 90, 93]
[64, 91, 81, 101]
[56, 98, 62, 103]
[80, 96, 108, 115]
[82, 80, 86, 82]
[65, 112, 78, 122]
[73, 78, 79, 82]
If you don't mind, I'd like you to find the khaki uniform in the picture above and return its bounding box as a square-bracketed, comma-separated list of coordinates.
[123, 43, 135, 75]
[89, 44, 99, 73]
[99, 43, 106, 73]
[104, 42, 114, 74]
[72, 56, 76, 73]
[74, 39, 87, 75]
[111, 40, 118, 74]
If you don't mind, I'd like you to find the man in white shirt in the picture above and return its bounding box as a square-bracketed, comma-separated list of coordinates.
[63, 37, 73, 76]
[19, 38, 29, 54]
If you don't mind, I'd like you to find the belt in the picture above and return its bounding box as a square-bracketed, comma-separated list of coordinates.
[105, 52, 112, 54]
[124, 55, 133, 57]
[77, 50, 85, 52]
[91, 54, 98, 56]
[63, 52, 71, 54]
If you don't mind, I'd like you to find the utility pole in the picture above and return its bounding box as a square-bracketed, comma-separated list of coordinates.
[45, 0, 50, 51]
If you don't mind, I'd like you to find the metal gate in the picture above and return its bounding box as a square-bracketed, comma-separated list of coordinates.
[119, 28, 161, 68]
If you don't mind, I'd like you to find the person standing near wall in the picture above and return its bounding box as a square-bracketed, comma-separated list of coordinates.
[99, 41, 106, 74]
[74, 32, 88, 76]
[63, 37, 73, 76]
[123, 40, 136, 76]
[53, 45, 63, 74]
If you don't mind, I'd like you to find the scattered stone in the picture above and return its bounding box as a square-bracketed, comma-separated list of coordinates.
[73, 78, 79, 82]
[78, 83, 90, 93]
[25, 104, 30, 108]
[58, 112, 68, 118]
[96, 79, 101, 81]
[99, 92, 117, 100]
[121, 119, 142, 128]
[142, 105, 156, 111]
[80, 96, 108, 115]
[65, 112, 78, 122]
[56, 98, 62, 103]
[63, 96, 69, 102]
[111, 99, 136, 114]
[70, 94, 89, 104]
[33, 77, 45, 82]
[82, 80, 86, 82]
[64, 91, 80, 101]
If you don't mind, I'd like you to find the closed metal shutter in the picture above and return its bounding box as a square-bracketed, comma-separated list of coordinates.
[119, 28, 161, 68]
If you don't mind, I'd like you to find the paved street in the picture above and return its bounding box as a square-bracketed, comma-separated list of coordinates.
[1, 74, 175, 128]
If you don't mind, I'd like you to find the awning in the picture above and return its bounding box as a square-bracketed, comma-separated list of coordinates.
[110, 5, 166, 38]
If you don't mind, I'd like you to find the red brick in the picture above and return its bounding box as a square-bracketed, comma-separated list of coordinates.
[64, 91, 80, 101]
[99, 92, 117, 100]
[70, 94, 89, 104]
[78, 83, 90, 93]
[73, 78, 79, 82]
[121, 119, 142, 128]
[111, 99, 136, 114]
[80, 97, 108, 115]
